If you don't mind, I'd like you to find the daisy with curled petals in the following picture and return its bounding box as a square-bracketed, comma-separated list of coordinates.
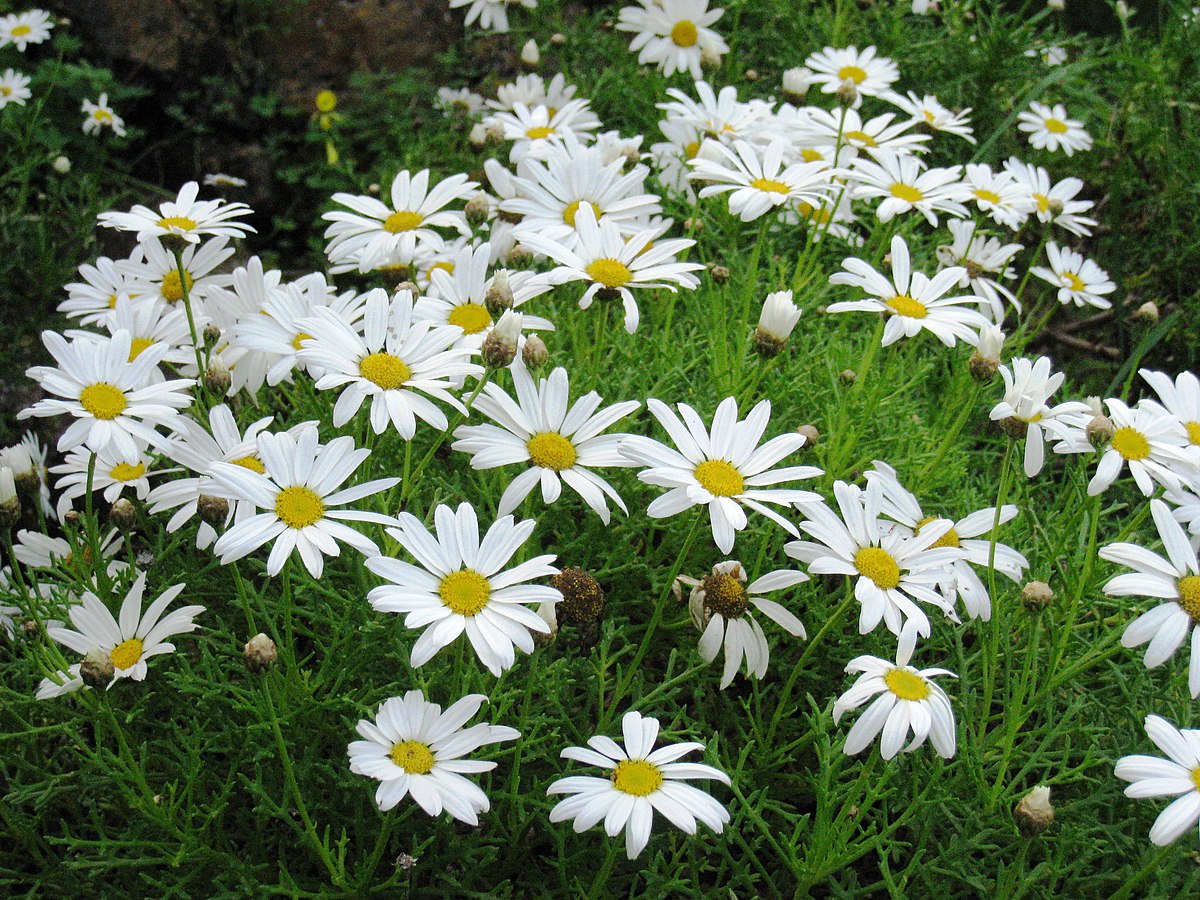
[366, 503, 560, 676]
[206, 425, 399, 577]
[1102, 500, 1200, 697]
[827, 235, 990, 348]
[546, 710, 730, 860]
[616, 0, 729, 81]
[297, 288, 481, 438]
[1114, 715, 1200, 846]
[681, 560, 807, 689]
[0, 69, 32, 108]
[833, 621, 957, 759]
[785, 480, 962, 638]
[935, 219, 1023, 321]
[452, 362, 641, 523]
[19, 330, 194, 458]
[448, 0, 536, 34]
[687, 139, 837, 222]
[1030, 242, 1116, 309]
[849, 154, 968, 227]
[1017, 101, 1092, 156]
[619, 396, 820, 553]
[1084, 398, 1195, 497]
[518, 203, 702, 334]
[98, 181, 255, 246]
[989, 356, 1091, 478]
[35, 571, 203, 699]
[805, 45, 899, 103]
[348, 690, 518, 823]
[1141, 369, 1200, 451]
[0, 9, 53, 51]
[81, 94, 126, 138]
[1002, 158, 1097, 237]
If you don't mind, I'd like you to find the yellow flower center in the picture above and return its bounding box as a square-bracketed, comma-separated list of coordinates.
[527, 432, 578, 471]
[1186, 422, 1200, 446]
[885, 294, 928, 319]
[1034, 193, 1051, 214]
[973, 188, 1002, 204]
[438, 569, 492, 617]
[854, 546, 901, 589]
[1192, 767, 1200, 793]
[230, 455, 266, 473]
[798, 201, 832, 224]
[563, 200, 604, 228]
[157, 216, 198, 231]
[612, 759, 663, 797]
[693, 459, 744, 497]
[750, 177, 791, 195]
[844, 130, 877, 147]
[80, 383, 127, 420]
[526, 126, 555, 140]
[274, 486, 325, 529]
[1, 86, 11, 97]
[670, 19, 699, 47]
[1062, 272, 1086, 292]
[160, 268, 195, 303]
[1177, 575, 1200, 621]
[389, 740, 435, 774]
[291, 332, 313, 352]
[916, 515, 961, 549]
[1111, 427, 1150, 461]
[12, 25, 32, 37]
[801, 148, 825, 162]
[94, 109, 113, 123]
[110, 638, 144, 670]
[315, 89, 337, 113]
[890, 183, 924, 203]
[884, 667, 930, 701]
[701, 573, 749, 619]
[447, 302, 492, 335]
[383, 210, 423, 233]
[1044, 118, 1069, 134]
[838, 64, 868, 84]
[110, 462, 146, 482]
[127, 337, 155, 361]
[684, 141, 701, 160]
[358, 352, 411, 389]
[585, 258, 633, 289]
[427, 261, 455, 279]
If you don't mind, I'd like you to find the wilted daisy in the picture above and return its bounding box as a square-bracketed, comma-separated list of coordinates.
[0, 68, 31, 108]
[688, 139, 836, 222]
[681, 560, 807, 688]
[36, 571, 203, 699]
[827, 235, 989, 347]
[619, 396, 820, 553]
[19, 330, 194, 458]
[51, 440, 166, 521]
[616, 0, 729, 81]
[1017, 101, 1093, 156]
[849, 154, 967, 226]
[348, 691, 518, 823]
[1003, 158, 1097, 236]
[1030, 242, 1116, 309]
[935, 219, 1023, 320]
[448, 0, 536, 33]
[833, 621, 957, 759]
[366, 502, 560, 676]
[0, 9, 53, 51]
[81, 94, 126, 138]
[207, 426, 399, 577]
[98, 181, 255, 246]
[546, 710, 730, 860]
[1114, 715, 1200, 846]
[805, 45, 899, 102]
[1085, 399, 1194, 497]
[990, 356, 1090, 477]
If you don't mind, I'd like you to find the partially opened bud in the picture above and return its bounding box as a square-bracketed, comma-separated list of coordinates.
[969, 325, 1005, 381]
[244, 633, 277, 673]
[80, 650, 115, 688]
[0, 466, 19, 527]
[782, 66, 813, 103]
[520, 39, 540, 67]
[836, 78, 859, 108]
[754, 290, 801, 357]
[484, 270, 514, 315]
[464, 194, 491, 228]
[481, 310, 522, 368]
[1015, 785, 1054, 833]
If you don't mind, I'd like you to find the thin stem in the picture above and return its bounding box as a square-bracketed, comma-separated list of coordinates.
[399, 370, 492, 507]
[170, 246, 207, 385]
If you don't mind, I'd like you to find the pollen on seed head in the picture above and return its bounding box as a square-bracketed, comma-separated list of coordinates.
[274, 486, 325, 529]
[700, 573, 749, 619]
[916, 516, 960, 549]
[79, 383, 127, 420]
[359, 352, 412, 390]
[551, 567, 605, 626]
[885, 294, 927, 319]
[438, 569, 491, 616]
[671, 19, 699, 47]
[1111, 426, 1150, 461]
[447, 303, 492, 335]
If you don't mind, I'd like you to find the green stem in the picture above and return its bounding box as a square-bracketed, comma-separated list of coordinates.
[170, 246, 207, 386]
[976, 442, 1015, 745]
[398, 370, 492, 507]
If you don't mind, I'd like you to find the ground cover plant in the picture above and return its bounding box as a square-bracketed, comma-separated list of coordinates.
[4, 0, 1200, 896]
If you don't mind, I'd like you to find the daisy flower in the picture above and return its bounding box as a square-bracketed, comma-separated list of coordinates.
[60, 251, 146, 325]
[1003, 158, 1097, 237]
[805, 45, 899, 102]
[990, 356, 1091, 477]
[657, 81, 765, 145]
[488, 72, 578, 113]
[36, 571, 203, 699]
[436, 86, 486, 117]
[448, 0, 536, 33]
[0, 69, 32, 108]
[19, 330, 194, 458]
[1017, 101, 1093, 156]
[517, 203, 701, 333]
[51, 440, 166, 521]
[1030, 242, 1116, 309]
[755, 289, 802, 354]
[452, 362, 641, 523]
[798, 107, 930, 158]
[66, 297, 198, 375]
[119, 235, 235, 311]
[13, 527, 126, 580]
[203, 173, 248, 188]
[1114, 714, 1200, 846]
[348, 691, 518, 823]
[206, 426, 399, 578]
[681, 560, 807, 688]
[365, 502, 561, 676]
[1025, 45, 1068, 66]
[81, 94, 126, 138]
[827, 235, 990, 347]
[0, 9, 53, 51]
[616, 0, 729, 81]
[884, 91, 975, 143]
[297, 288, 481, 438]
[1141, 369, 1200, 450]
[849, 154, 968, 227]
[833, 621, 957, 759]
[619, 396, 820, 553]
[546, 710, 730, 860]
[687, 139, 837, 222]
[935, 219, 1024, 321]
[98, 181, 255, 246]
[491, 100, 602, 164]
[1085, 399, 1195, 497]
[960, 163, 1034, 231]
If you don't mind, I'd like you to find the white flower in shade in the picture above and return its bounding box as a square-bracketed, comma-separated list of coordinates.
[682, 560, 807, 688]
[488, 73, 578, 113]
[19, 330, 194, 458]
[935, 219, 1024, 321]
[688, 139, 836, 222]
[0, 9, 53, 51]
[51, 440, 166, 521]
[804, 45, 899, 102]
[322, 170, 477, 271]
[1114, 715, 1200, 846]
[1025, 45, 1068, 66]
[297, 288, 481, 438]
[452, 362, 640, 523]
[833, 621, 957, 759]
[491, 100, 602, 163]
[1030, 242, 1116, 309]
[849, 154, 967, 226]
[656, 81, 765, 146]
[146, 404, 274, 550]
[449, 0, 536, 33]
[0, 68, 32, 107]
[348, 691, 518, 822]
[81, 94, 126, 137]
[203, 173, 247, 188]
[436, 86, 485, 117]
[1141, 369, 1200, 452]
[786, 480, 962, 638]
[827, 235, 989, 347]
[202, 257, 287, 395]
[960, 163, 1034, 231]
[1017, 101, 1092, 155]
[800, 107, 930, 158]
[616, 0, 729, 81]
[884, 91, 975, 143]
[36, 572, 203, 699]
[207, 426, 399, 577]
[98, 181, 254, 245]
[546, 710, 730, 860]
[990, 356, 1090, 477]
[1102, 500, 1200, 696]
[119, 235, 235, 311]
[60, 250, 146, 325]
[366, 503, 560, 676]
[1085, 399, 1195, 497]
[14, 527, 127, 581]
[619, 396, 820, 553]
[1003, 158, 1097, 236]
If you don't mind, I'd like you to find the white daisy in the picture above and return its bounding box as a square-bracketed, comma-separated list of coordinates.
[98, 181, 254, 245]
[616, 0, 729, 81]
[348, 691, 518, 823]
[66, 296, 198, 373]
[989, 356, 1091, 478]
[546, 710, 730, 860]
[805, 45, 899, 102]
[365, 502, 561, 676]
[13, 527, 126, 580]
[0, 68, 32, 108]
[1017, 101, 1093, 155]
[1085, 399, 1195, 497]
[755, 289, 802, 353]
[1141, 369, 1200, 451]
[935, 219, 1024, 321]
[81, 94, 126, 138]
[51, 440, 166, 521]
[1114, 714, 1200, 846]
[60, 250, 146, 325]
[849, 153, 968, 227]
[1003, 158, 1098, 237]
[800, 107, 930, 158]
[491, 100, 602, 164]
[960, 163, 1034, 230]
[1025, 45, 1068, 66]
[656, 81, 765, 146]
[488, 73, 578, 113]
[687, 139, 837, 222]
[1030, 242, 1116, 309]
[448, 0, 536, 33]
[884, 91, 975, 143]
[119, 235, 235, 312]
[0, 9, 53, 51]
[619, 396, 820, 553]
[436, 86, 486, 116]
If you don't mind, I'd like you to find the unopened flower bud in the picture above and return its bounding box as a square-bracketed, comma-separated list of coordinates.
[1015, 785, 1054, 833]
[522, 334, 548, 370]
[755, 290, 801, 357]
[744, 69, 759, 82]
[484, 270, 514, 315]
[520, 39, 540, 67]
[244, 633, 277, 673]
[508, 244, 535, 268]
[393, 280, 420, 299]
[1047, 198, 1064, 215]
[684, 217, 704, 232]
[797, 424, 820, 447]
[52, 155, 71, 175]
[1022, 580, 1054, 611]
[481, 310, 522, 368]
[782, 66, 813, 103]
[367, 183, 380, 195]
[109, 497, 137, 532]
[0, 467, 19, 528]
[197, 494, 230, 528]
[469, 122, 489, 148]
[709, 265, 731, 284]
[80, 649, 115, 688]
[550, 32, 566, 45]
[486, 120, 506, 145]
[1131, 301, 1159, 324]
[969, 325, 1005, 381]
[464, 194, 491, 228]
[551, 567, 606, 627]
[1086, 414, 1115, 450]
[839, 369, 857, 384]
[836, 78, 859, 108]
[204, 358, 232, 396]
